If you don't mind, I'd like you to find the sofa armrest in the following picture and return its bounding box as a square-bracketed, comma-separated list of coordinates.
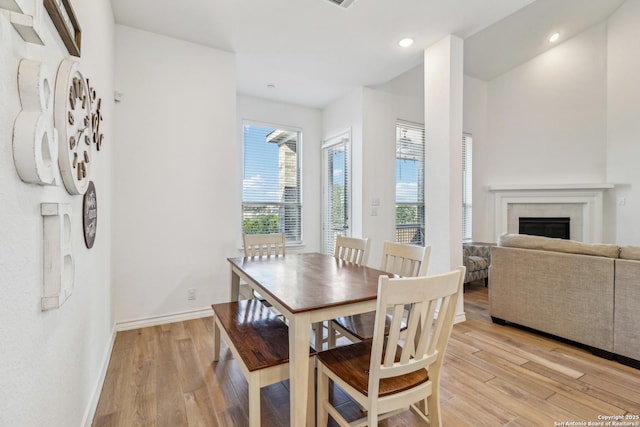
[614, 259, 640, 362]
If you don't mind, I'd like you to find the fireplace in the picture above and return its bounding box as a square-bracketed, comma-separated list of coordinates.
[519, 217, 570, 240]
[489, 184, 613, 243]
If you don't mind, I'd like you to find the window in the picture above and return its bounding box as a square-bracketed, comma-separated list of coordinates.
[462, 133, 473, 241]
[395, 121, 425, 245]
[242, 122, 302, 243]
[322, 132, 350, 254]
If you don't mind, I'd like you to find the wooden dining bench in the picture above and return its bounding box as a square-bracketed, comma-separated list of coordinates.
[212, 299, 315, 427]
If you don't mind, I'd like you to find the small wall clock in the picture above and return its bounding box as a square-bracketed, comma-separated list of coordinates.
[54, 59, 92, 195]
[82, 181, 97, 248]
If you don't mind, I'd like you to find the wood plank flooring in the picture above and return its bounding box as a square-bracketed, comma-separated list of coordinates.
[93, 285, 640, 426]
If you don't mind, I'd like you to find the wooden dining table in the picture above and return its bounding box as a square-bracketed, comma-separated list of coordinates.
[227, 252, 390, 426]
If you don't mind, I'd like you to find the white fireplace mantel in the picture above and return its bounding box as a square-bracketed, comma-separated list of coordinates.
[489, 184, 614, 243]
[488, 183, 614, 192]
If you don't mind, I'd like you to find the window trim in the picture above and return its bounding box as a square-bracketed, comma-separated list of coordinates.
[462, 132, 473, 242]
[395, 119, 425, 246]
[241, 119, 304, 244]
[322, 129, 352, 255]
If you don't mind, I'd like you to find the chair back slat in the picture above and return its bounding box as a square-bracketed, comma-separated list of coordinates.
[380, 241, 431, 277]
[415, 297, 443, 357]
[334, 235, 370, 265]
[369, 267, 465, 387]
[243, 233, 286, 257]
[382, 304, 406, 367]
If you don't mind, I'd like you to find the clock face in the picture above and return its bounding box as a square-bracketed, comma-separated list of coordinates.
[83, 181, 97, 248]
[54, 59, 92, 195]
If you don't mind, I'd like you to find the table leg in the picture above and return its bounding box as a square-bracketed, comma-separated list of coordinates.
[212, 315, 220, 362]
[230, 267, 240, 301]
[288, 312, 312, 427]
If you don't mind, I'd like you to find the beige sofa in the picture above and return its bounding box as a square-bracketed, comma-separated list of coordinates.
[489, 234, 640, 368]
[614, 246, 640, 367]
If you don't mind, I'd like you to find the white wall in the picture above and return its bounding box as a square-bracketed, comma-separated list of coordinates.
[606, 0, 640, 245]
[474, 23, 608, 242]
[361, 66, 425, 263]
[113, 25, 237, 326]
[237, 95, 323, 252]
[0, 1, 115, 426]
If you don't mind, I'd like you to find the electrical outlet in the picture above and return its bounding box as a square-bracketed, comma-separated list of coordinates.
[187, 288, 196, 300]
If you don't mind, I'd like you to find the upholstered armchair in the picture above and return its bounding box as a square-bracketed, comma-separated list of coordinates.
[463, 242, 493, 286]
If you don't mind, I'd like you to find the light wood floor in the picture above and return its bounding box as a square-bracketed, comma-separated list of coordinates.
[93, 285, 640, 426]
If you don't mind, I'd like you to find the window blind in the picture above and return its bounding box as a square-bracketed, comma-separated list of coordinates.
[322, 135, 350, 255]
[462, 133, 473, 241]
[395, 120, 425, 246]
[242, 123, 302, 242]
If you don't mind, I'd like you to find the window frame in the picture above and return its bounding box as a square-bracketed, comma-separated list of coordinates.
[241, 120, 304, 244]
[462, 132, 473, 242]
[322, 130, 351, 255]
[395, 120, 425, 246]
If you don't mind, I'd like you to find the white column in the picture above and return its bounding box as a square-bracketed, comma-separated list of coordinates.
[424, 35, 466, 322]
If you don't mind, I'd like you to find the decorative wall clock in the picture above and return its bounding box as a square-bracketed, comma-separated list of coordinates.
[54, 59, 92, 195]
[87, 79, 104, 151]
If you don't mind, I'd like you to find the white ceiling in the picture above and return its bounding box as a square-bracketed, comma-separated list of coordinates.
[110, 0, 625, 109]
[464, 0, 625, 81]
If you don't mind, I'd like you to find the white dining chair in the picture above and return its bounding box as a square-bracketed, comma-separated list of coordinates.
[333, 235, 371, 265]
[329, 241, 431, 347]
[313, 235, 371, 351]
[242, 233, 286, 303]
[316, 267, 465, 426]
[243, 232, 286, 257]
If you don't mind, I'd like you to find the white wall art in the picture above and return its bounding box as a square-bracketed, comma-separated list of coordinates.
[43, 0, 81, 57]
[0, 0, 45, 44]
[13, 59, 59, 186]
[41, 202, 74, 310]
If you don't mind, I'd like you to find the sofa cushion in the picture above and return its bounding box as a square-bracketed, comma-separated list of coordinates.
[499, 233, 620, 258]
[620, 246, 640, 261]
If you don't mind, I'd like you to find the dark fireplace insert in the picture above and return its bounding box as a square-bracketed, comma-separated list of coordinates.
[519, 217, 570, 240]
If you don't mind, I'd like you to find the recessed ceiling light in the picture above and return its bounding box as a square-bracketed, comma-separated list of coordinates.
[549, 32, 560, 43]
[398, 38, 414, 48]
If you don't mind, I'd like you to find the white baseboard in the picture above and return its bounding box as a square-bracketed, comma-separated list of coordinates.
[115, 307, 214, 332]
[82, 326, 117, 427]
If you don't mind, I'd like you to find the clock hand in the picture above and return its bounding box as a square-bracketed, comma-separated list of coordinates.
[69, 126, 88, 150]
[74, 125, 90, 145]
[75, 115, 92, 144]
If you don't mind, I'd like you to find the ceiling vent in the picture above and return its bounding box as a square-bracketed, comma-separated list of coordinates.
[327, 0, 356, 8]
